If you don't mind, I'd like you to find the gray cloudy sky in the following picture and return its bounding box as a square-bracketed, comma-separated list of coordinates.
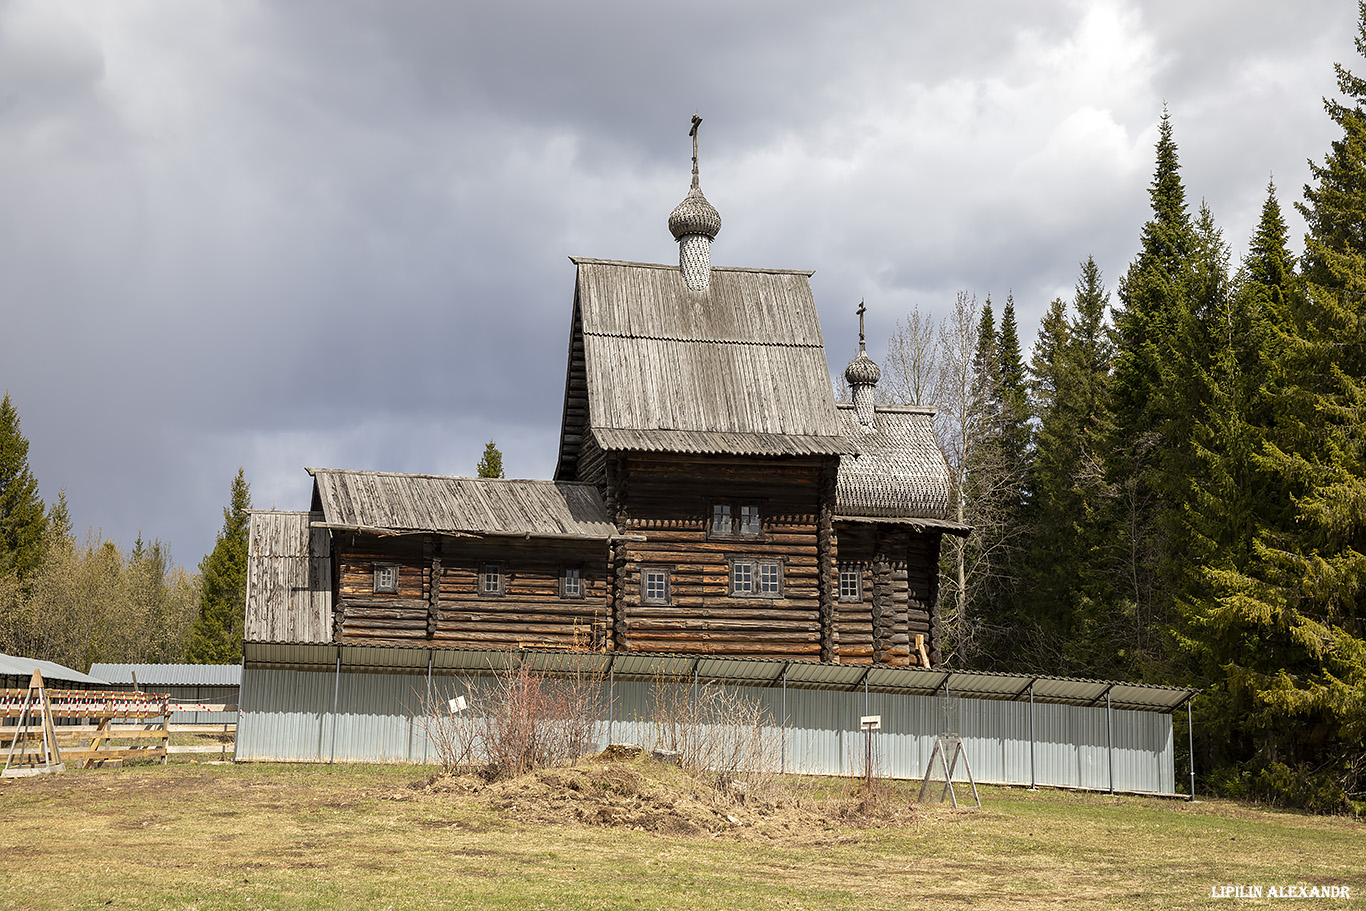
[0, 0, 1358, 567]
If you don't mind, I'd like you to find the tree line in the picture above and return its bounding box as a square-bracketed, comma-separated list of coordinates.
[0, 393, 250, 670]
[874, 22, 1366, 813]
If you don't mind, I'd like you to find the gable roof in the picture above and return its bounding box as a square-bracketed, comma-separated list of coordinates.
[309, 469, 616, 539]
[557, 258, 846, 476]
[834, 404, 954, 520]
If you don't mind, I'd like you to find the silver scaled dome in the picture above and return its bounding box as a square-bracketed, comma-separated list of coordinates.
[845, 348, 882, 387]
[668, 186, 722, 240]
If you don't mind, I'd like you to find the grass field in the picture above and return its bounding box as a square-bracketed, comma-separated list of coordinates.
[0, 758, 1361, 910]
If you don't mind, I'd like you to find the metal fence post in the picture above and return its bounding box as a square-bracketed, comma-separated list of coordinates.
[1106, 688, 1114, 795]
[1187, 694, 1196, 802]
[330, 649, 341, 765]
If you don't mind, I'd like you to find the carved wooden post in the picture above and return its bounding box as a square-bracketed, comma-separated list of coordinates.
[928, 532, 943, 666]
[817, 457, 839, 663]
[606, 455, 629, 652]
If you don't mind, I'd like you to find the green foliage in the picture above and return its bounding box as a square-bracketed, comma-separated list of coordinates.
[1184, 16, 1366, 809]
[187, 469, 251, 664]
[0, 523, 200, 671]
[0, 392, 48, 579]
[477, 440, 505, 479]
[1012, 259, 1116, 674]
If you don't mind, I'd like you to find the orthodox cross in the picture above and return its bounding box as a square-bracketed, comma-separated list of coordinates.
[857, 299, 867, 350]
[690, 114, 702, 189]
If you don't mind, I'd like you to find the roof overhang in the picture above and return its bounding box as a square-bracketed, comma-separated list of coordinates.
[834, 515, 972, 536]
[242, 642, 1196, 713]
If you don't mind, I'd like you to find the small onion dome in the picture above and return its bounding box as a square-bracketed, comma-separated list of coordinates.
[845, 348, 882, 387]
[668, 186, 722, 240]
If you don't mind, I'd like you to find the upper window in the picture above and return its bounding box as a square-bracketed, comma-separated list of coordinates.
[561, 567, 584, 600]
[730, 558, 782, 598]
[838, 563, 863, 602]
[642, 566, 671, 605]
[373, 563, 398, 594]
[480, 564, 503, 596]
[710, 502, 763, 538]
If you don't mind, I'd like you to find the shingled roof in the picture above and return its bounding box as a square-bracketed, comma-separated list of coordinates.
[555, 258, 847, 477]
[834, 403, 958, 524]
[308, 469, 616, 539]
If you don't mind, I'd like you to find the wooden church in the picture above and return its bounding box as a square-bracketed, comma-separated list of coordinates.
[245, 119, 967, 667]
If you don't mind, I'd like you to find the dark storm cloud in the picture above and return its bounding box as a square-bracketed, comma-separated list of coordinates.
[0, 0, 1358, 564]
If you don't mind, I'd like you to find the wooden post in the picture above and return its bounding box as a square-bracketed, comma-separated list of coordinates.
[816, 457, 839, 663]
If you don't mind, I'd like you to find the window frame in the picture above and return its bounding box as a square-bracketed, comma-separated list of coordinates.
[479, 563, 504, 597]
[728, 557, 783, 599]
[373, 562, 399, 595]
[641, 565, 672, 605]
[707, 500, 765, 540]
[560, 566, 585, 600]
[838, 562, 864, 602]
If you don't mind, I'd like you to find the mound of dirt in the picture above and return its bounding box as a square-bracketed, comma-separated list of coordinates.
[410, 755, 923, 841]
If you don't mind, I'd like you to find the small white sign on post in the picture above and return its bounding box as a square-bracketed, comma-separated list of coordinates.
[860, 715, 882, 730]
[449, 695, 468, 714]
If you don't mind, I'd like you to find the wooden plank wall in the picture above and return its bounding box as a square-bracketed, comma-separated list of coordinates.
[333, 535, 608, 650]
[612, 455, 824, 660]
[245, 512, 333, 643]
[834, 524, 942, 667]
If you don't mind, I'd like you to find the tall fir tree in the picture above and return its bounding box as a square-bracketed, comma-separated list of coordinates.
[1186, 15, 1366, 810]
[1016, 259, 1115, 674]
[0, 393, 48, 580]
[187, 469, 251, 664]
[1105, 111, 1206, 679]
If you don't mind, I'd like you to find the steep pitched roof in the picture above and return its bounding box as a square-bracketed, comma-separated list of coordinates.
[308, 469, 616, 539]
[556, 258, 846, 477]
[834, 404, 954, 521]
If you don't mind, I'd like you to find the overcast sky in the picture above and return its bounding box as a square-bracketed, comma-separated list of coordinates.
[0, 0, 1359, 567]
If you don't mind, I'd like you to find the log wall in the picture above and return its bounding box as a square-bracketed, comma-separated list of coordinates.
[611, 454, 825, 660]
[834, 523, 942, 667]
[333, 534, 608, 651]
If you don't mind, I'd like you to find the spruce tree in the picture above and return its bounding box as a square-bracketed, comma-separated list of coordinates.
[1188, 18, 1366, 809]
[1106, 111, 1204, 678]
[0, 393, 48, 579]
[186, 469, 251, 664]
[477, 441, 505, 479]
[1018, 260, 1116, 675]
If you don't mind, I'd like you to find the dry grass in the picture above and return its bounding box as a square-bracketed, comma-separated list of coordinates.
[0, 759, 1362, 910]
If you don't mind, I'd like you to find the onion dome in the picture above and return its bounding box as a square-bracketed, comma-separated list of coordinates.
[847, 301, 881, 427]
[845, 347, 882, 387]
[668, 186, 722, 240]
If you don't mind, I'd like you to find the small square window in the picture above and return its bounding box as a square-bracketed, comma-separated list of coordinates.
[739, 505, 761, 536]
[562, 567, 583, 599]
[712, 504, 732, 535]
[373, 563, 398, 594]
[839, 564, 863, 602]
[731, 561, 754, 595]
[758, 562, 781, 595]
[481, 564, 503, 596]
[642, 566, 671, 605]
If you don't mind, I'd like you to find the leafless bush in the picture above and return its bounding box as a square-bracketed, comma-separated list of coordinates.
[419, 690, 480, 775]
[423, 665, 604, 780]
[646, 672, 783, 805]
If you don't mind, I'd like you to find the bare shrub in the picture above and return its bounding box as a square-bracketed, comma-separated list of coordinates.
[423, 665, 604, 780]
[646, 672, 783, 805]
[419, 691, 480, 775]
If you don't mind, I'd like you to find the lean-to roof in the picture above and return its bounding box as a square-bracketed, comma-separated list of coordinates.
[557, 258, 845, 475]
[309, 469, 616, 539]
[834, 403, 953, 520]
